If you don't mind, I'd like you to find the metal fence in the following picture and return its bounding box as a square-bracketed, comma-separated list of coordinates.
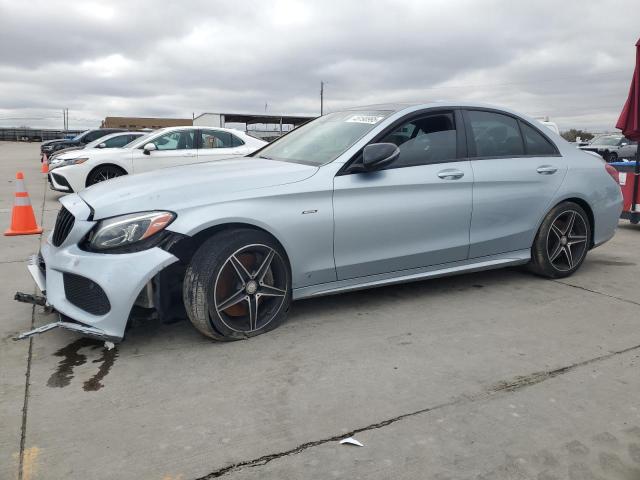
[0, 128, 84, 142]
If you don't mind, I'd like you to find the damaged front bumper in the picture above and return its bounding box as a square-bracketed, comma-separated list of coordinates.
[15, 194, 179, 342]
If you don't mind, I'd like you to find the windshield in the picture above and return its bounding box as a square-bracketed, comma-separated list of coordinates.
[254, 110, 392, 165]
[71, 130, 90, 141]
[128, 130, 164, 148]
[85, 133, 117, 148]
[595, 136, 622, 146]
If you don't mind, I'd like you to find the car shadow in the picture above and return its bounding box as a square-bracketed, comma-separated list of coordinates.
[122, 267, 528, 348]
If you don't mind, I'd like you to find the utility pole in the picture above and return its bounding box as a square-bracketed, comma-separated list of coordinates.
[320, 81, 324, 116]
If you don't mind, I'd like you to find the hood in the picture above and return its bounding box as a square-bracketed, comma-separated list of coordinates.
[42, 139, 66, 146]
[79, 157, 318, 219]
[51, 146, 85, 160]
[71, 147, 132, 161]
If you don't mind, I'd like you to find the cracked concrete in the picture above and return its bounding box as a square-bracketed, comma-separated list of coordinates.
[1, 141, 640, 479]
[197, 343, 640, 479]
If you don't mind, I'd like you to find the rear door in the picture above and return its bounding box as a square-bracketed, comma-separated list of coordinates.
[132, 129, 198, 173]
[196, 129, 251, 161]
[463, 109, 567, 258]
[333, 110, 473, 280]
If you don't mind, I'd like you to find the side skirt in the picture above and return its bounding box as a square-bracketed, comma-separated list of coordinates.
[292, 249, 531, 300]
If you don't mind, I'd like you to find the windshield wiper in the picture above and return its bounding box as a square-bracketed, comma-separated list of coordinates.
[257, 155, 273, 160]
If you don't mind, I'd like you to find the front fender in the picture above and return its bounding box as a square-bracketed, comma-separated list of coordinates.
[168, 192, 337, 289]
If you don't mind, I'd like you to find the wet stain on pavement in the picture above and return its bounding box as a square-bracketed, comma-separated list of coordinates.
[47, 338, 97, 388]
[46, 337, 118, 391]
[83, 344, 119, 391]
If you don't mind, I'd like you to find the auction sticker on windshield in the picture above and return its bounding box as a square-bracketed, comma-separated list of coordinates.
[346, 115, 385, 124]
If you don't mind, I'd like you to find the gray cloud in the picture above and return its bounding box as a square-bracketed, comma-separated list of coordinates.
[0, 0, 637, 131]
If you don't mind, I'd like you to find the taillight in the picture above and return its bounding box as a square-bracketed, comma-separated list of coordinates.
[605, 163, 620, 184]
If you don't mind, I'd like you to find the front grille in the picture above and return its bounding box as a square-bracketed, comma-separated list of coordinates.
[63, 273, 111, 316]
[37, 252, 46, 276]
[52, 206, 75, 247]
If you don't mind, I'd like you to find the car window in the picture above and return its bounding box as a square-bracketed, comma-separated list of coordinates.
[597, 136, 622, 146]
[255, 110, 392, 166]
[83, 131, 104, 143]
[153, 130, 195, 151]
[378, 112, 457, 168]
[467, 110, 524, 157]
[231, 134, 245, 147]
[199, 130, 234, 149]
[103, 135, 132, 148]
[519, 122, 557, 156]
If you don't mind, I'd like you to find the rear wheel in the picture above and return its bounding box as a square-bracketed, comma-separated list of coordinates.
[86, 165, 126, 187]
[529, 202, 590, 278]
[183, 229, 291, 341]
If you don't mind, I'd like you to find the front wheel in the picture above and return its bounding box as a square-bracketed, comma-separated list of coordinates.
[528, 202, 591, 278]
[86, 165, 126, 187]
[183, 229, 292, 341]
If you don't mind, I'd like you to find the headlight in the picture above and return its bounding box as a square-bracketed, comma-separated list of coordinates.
[49, 157, 88, 171]
[88, 211, 176, 251]
[64, 157, 89, 166]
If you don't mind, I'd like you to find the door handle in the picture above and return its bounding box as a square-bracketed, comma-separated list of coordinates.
[437, 169, 464, 180]
[184, 152, 197, 157]
[536, 165, 558, 175]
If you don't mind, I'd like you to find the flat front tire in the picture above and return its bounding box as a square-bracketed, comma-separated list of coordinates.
[183, 229, 292, 341]
[529, 202, 591, 279]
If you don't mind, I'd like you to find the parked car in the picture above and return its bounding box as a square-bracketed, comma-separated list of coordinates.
[40, 128, 126, 156]
[47, 126, 266, 193]
[19, 102, 622, 343]
[48, 131, 146, 168]
[580, 134, 638, 162]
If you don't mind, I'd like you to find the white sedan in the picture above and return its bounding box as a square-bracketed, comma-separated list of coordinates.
[48, 126, 267, 193]
[48, 131, 146, 167]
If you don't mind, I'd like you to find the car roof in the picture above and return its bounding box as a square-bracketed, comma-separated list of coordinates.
[97, 131, 143, 139]
[341, 101, 538, 117]
[153, 125, 252, 135]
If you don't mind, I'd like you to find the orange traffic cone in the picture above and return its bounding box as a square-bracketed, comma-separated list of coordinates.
[4, 172, 43, 236]
[41, 159, 48, 174]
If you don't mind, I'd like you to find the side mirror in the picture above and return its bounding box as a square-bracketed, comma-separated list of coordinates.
[143, 143, 157, 155]
[97, 142, 107, 148]
[621, 142, 628, 146]
[362, 143, 400, 170]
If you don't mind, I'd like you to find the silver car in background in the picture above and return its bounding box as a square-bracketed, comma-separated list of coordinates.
[19, 102, 623, 343]
[580, 134, 639, 162]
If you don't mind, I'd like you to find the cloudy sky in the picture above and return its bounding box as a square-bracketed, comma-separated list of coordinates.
[0, 0, 637, 132]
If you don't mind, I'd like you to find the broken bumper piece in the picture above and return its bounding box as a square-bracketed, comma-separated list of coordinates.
[14, 319, 117, 341]
[13, 288, 119, 341]
[17, 194, 179, 342]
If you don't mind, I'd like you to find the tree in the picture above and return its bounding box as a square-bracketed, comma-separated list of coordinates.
[561, 129, 594, 142]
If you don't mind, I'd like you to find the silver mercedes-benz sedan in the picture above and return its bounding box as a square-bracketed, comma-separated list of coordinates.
[18, 102, 623, 342]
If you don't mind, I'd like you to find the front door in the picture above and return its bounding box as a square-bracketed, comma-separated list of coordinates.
[333, 110, 473, 280]
[463, 109, 568, 258]
[132, 129, 198, 173]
